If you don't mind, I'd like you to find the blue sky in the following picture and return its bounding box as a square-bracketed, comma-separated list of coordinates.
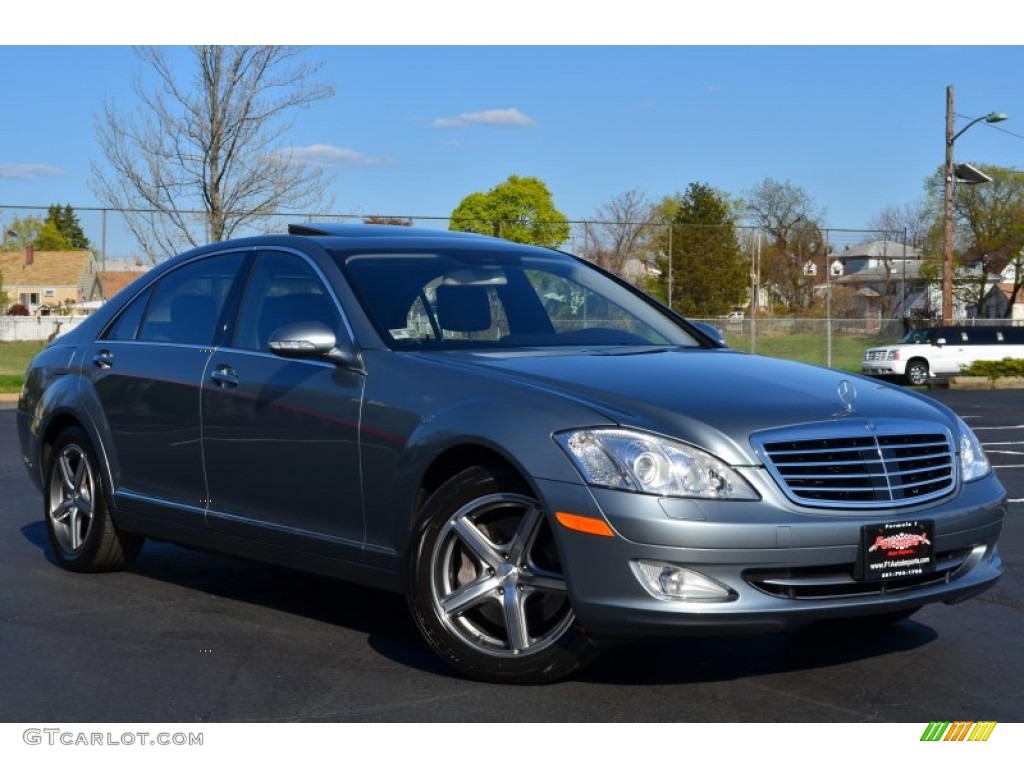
[2, 8, 1023, 259]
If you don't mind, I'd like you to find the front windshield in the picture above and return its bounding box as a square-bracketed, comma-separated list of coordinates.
[899, 329, 936, 344]
[335, 249, 701, 350]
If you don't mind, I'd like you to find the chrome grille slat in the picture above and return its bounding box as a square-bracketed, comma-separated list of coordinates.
[746, 549, 970, 599]
[752, 420, 957, 509]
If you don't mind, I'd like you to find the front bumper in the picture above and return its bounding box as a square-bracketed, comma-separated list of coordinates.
[535, 471, 1005, 637]
[862, 360, 905, 378]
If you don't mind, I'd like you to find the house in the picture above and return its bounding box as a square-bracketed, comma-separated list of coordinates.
[978, 282, 1024, 322]
[99, 269, 148, 301]
[830, 240, 923, 276]
[828, 240, 932, 318]
[1, 246, 102, 314]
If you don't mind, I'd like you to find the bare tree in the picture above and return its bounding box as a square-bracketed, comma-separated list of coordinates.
[581, 189, 657, 280]
[92, 46, 335, 262]
[744, 178, 825, 311]
[867, 200, 932, 249]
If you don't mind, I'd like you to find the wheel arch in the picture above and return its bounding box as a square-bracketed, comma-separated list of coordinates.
[414, 443, 529, 520]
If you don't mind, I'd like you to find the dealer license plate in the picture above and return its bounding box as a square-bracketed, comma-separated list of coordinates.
[856, 520, 935, 581]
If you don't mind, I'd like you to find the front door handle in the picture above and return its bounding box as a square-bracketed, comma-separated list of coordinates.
[210, 364, 239, 388]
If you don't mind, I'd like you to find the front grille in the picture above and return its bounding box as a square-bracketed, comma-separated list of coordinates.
[864, 350, 889, 361]
[745, 548, 971, 599]
[752, 421, 956, 509]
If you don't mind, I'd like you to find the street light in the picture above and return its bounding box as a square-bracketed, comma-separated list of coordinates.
[942, 85, 1008, 325]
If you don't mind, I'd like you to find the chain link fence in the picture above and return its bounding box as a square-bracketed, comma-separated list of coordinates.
[2, 203, 1019, 390]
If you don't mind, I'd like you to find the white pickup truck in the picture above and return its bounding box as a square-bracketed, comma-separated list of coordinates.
[863, 325, 1024, 385]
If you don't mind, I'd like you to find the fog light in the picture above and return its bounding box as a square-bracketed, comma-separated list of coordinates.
[631, 560, 733, 601]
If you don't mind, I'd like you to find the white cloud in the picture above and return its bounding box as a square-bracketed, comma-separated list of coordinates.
[278, 144, 389, 166]
[432, 108, 537, 129]
[0, 163, 65, 179]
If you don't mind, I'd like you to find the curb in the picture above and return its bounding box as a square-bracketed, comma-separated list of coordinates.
[946, 376, 1024, 390]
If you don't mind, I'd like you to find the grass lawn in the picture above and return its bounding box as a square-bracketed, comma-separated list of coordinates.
[0, 341, 44, 393]
[723, 332, 893, 374]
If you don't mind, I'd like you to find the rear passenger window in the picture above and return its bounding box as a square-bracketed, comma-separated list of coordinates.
[138, 253, 245, 345]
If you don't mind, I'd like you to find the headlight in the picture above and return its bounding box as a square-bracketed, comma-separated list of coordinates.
[957, 416, 991, 482]
[554, 428, 759, 500]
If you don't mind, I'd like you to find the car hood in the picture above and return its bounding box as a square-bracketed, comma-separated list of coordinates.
[429, 348, 955, 466]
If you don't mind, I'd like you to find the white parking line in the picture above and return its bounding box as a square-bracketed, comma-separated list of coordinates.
[972, 425, 1024, 430]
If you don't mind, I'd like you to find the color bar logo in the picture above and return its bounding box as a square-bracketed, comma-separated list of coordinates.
[921, 721, 997, 741]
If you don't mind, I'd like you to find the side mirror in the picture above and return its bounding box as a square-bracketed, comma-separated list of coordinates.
[689, 320, 728, 347]
[268, 321, 360, 367]
[935, 337, 946, 346]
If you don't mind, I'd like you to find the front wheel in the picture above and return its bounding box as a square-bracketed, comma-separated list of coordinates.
[407, 466, 599, 683]
[905, 359, 929, 386]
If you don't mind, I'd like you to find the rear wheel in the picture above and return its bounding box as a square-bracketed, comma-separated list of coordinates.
[905, 359, 929, 386]
[45, 427, 143, 572]
[407, 465, 599, 684]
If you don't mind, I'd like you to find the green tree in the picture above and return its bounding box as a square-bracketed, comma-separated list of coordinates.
[0, 269, 7, 313]
[34, 220, 73, 250]
[924, 163, 1024, 317]
[450, 175, 570, 248]
[46, 204, 91, 249]
[652, 183, 748, 316]
[2, 215, 44, 251]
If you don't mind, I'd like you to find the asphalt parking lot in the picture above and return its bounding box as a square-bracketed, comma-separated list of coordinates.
[1, 389, 1021, 723]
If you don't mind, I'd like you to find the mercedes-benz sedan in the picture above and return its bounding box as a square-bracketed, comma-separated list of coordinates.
[17, 224, 1006, 683]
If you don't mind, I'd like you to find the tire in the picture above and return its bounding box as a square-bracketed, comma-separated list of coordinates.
[905, 359, 929, 386]
[407, 465, 599, 684]
[44, 427, 144, 572]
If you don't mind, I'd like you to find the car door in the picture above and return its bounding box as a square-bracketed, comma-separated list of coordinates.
[85, 251, 247, 527]
[201, 249, 366, 556]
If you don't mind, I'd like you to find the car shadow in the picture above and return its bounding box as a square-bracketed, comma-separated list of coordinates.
[19, 522, 454, 677]
[575, 619, 937, 685]
[19, 521, 938, 685]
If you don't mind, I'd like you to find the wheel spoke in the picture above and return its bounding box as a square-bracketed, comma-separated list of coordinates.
[68, 507, 82, 551]
[507, 503, 544, 565]
[51, 498, 74, 523]
[441, 575, 501, 617]
[72, 455, 87, 492]
[59, 453, 76, 493]
[520, 570, 567, 595]
[76, 495, 94, 518]
[451, 515, 502, 569]
[503, 586, 530, 652]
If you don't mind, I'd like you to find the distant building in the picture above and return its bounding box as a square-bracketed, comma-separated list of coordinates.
[828, 240, 931, 318]
[0, 246, 102, 314]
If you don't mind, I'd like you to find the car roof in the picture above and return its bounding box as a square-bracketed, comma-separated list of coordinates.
[288, 223, 492, 241]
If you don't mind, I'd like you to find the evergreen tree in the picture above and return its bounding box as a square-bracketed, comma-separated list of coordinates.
[654, 183, 748, 317]
[46, 204, 91, 249]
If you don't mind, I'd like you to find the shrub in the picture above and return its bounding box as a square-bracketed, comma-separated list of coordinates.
[7, 303, 29, 316]
[960, 358, 1024, 387]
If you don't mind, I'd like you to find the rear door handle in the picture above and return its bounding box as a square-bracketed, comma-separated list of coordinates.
[210, 364, 239, 388]
[93, 349, 114, 369]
